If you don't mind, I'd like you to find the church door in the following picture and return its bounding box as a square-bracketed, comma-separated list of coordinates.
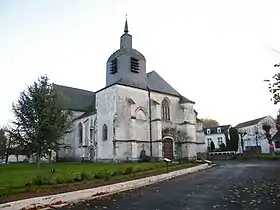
[163, 138, 174, 160]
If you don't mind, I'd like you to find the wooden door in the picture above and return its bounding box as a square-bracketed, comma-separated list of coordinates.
[163, 138, 174, 160]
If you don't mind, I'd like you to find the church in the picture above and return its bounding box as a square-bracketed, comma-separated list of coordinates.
[54, 19, 206, 162]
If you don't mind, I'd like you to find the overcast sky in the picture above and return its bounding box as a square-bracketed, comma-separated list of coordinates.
[1, 0, 280, 126]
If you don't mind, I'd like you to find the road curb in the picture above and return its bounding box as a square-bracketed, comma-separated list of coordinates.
[0, 163, 212, 210]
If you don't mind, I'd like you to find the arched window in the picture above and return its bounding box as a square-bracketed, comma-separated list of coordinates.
[135, 107, 147, 120]
[103, 124, 108, 141]
[78, 123, 83, 145]
[161, 99, 170, 120]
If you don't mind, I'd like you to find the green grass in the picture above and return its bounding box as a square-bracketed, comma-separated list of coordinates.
[0, 161, 191, 197]
[260, 153, 280, 159]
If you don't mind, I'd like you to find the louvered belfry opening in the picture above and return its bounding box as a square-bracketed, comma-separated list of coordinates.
[131, 57, 140, 73]
[110, 58, 118, 74]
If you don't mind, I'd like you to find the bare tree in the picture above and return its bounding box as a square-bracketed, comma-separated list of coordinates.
[201, 118, 219, 128]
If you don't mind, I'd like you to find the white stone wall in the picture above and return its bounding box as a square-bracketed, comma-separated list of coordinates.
[96, 86, 117, 160]
[150, 91, 197, 159]
[57, 85, 201, 161]
[115, 85, 150, 159]
[58, 113, 97, 161]
[195, 120, 206, 154]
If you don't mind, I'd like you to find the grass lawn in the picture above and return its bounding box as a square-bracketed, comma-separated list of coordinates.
[0, 161, 193, 199]
[260, 153, 280, 159]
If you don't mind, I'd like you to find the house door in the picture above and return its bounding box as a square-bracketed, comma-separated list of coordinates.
[163, 138, 174, 160]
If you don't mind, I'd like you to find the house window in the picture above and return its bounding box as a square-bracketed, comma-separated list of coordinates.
[102, 124, 108, 141]
[218, 137, 223, 145]
[110, 58, 118, 74]
[207, 129, 211, 135]
[161, 99, 170, 120]
[78, 123, 83, 145]
[217, 127, 221, 133]
[131, 57, 140, 73]
[207, 138, 212, 146]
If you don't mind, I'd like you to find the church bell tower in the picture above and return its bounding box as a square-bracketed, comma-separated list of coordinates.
[106, 17, 147, 89]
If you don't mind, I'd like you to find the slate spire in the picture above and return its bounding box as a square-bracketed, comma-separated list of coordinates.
[124, 14, 129, 33]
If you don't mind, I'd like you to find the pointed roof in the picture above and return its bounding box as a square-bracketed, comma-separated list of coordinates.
[124, 15, 129, 33]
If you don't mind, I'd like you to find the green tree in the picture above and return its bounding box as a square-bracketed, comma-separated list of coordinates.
[228, 127, 239, 151]
[7, 75, 73, 167]
[220, 143, 227, 151]
[0, 128, 7, 159]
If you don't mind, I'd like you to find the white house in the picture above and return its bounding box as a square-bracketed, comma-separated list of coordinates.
[235, 116, 277, 154]
[204, 125, 231, 151]
[54, 18, 205, 162]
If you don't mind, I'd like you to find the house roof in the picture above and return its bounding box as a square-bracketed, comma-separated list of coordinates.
[53, 84, 96, 112]
[235, 117, 266, 129]
[203, 125, 231, 135]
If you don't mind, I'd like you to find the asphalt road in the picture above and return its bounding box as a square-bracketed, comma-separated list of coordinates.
[60, 161, 280, 210]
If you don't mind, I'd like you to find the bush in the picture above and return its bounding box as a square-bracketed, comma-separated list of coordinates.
[80, 171, 92, 181]
[31, 175, 52, 186]
[55, 176, 65, 184]
[123, 166, 134, 175]
[111, 170, 122, 177]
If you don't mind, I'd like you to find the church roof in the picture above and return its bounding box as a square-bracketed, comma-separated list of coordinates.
[53, 70, 194, 112]
[146, 71, 180, 96]
[147, 71, 194, 103]
[53, 84, 95, 112]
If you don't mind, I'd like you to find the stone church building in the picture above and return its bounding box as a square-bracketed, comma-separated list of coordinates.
[54, 19, 205, 162]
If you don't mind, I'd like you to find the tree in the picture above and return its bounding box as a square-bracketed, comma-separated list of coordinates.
[228, 127, 239, 151]
[201, 118, 219, 128]
[220, 143, 227, 151]
[7, 75, 73, 167]
[262, 124, 273, 154]
[0, 128, 7, 159]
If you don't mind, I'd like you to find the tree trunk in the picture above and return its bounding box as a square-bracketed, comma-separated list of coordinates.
[36, 150, 40, 168]
[5, 152, 9, 164]
[48, 150, 51, 163]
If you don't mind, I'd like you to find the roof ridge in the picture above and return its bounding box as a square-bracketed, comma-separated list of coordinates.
[235, 116, 267, 128]
[53, 84, 95, 94]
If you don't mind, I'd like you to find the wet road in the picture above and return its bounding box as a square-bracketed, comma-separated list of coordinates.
[60, 161, 280, 210]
